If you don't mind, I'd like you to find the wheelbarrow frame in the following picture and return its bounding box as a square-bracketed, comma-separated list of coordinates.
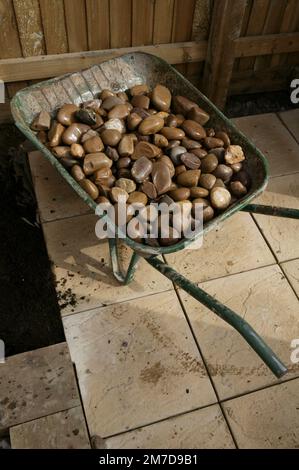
[11, 52, 299, 379]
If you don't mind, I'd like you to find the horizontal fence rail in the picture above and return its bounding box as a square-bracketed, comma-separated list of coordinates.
[0, 0, 298, 122]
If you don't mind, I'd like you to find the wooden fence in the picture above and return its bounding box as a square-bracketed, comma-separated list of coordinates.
[0, 0, 298, 122]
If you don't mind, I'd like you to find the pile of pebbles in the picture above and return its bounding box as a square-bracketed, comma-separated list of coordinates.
[31, 83, 251, 246]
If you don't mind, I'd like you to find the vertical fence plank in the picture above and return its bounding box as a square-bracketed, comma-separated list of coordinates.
[0, 0, 22, 58]
[153, 0, 175, 44]
[172, 0, 196, 75]
[39, 0, 68, 54]
[254, 0, 287, 71]
[86, 0, 110, 50]
[64, 0, 88, 52]
[13, 0, 45, 56]
[234, 0, 253, 71]
[237, 0, 270, 72]
[110, 0, 132, 48]
[271, 0, 299, 67]
[202, 0, 247, 109]
[12, 0, 46, 98]
[0, 0, 24, 104]
[286, 4, 299, 66]
[132, 0, 154, 46]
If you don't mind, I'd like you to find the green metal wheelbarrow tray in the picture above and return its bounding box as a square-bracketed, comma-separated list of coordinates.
[11, 52, 299, 378]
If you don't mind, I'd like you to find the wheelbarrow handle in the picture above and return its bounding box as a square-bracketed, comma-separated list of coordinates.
[242, 204, 299, 219]
[146, 256, 288, 379]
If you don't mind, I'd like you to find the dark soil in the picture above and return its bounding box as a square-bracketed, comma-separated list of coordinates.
[0, 124, 64, 357]
[225, 90, 297, 117]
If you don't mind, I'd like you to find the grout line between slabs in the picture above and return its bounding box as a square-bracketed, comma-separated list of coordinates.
[100, 401, 222, 442]
[71, 362, 92, 447]
[161, 255, 239, 449]
[276, 112, 299, 146]
[219, 373, 299, 405]
[250, 214, 299, 304]
[6, 405, 81, 434]
[60, 286, 176, 319]
[172, 261, 278, 292]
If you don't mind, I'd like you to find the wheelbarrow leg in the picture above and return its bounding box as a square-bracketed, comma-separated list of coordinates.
[146, 256, 288, 379]
[242, 204, 299, 219]
[109, 238, 140, 285]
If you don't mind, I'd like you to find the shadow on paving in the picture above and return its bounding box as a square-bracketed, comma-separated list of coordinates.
[0, 124, 64, 357]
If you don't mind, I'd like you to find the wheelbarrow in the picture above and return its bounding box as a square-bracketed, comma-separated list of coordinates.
[11, 52, 299, 379]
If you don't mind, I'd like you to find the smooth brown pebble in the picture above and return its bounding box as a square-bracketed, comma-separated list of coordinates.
[48, 121, 65, 147]
[131, 95, 150, 109]
[108, 104, 130, 120]
[166, 114, 178, 127]
[215, 131, 230, 147]
[101, 129, 122, 146]
[200, 154, 218, 173]
[102, 118, 125, 134]
[191, 148, 208, 159]
[115, 177, 136, 193]
[110, 187, 129, 203]
[70, 143, 85, 158]
[81, 129, 99, 143]
[151, 84, 171, 111]
[127, 191, 148, 206]
[138, 115, 164, 135]
[168, 188, 190, 201]
[172, 96, 197, 115]
[132, 141, 160, 160]
[157, 155, 175, 177]
[180, 152, 201, 169]
[130, 84, 149, 96]
[83, 136, 104, 153]
[199, 173, 216, 190]
[118, 134, 134, 156]
[117, 156, 131, 169]
[71, 165, 85, 182]
[141, 181, 157, 200]
[175, 165, 186, 177]
[210, 187, 231, 210]
[187, 106, 210, 125]
[181, 137, 202, 150]
[79, 179, 99, 200]
[204, 137, 224, 149]
[131, 156, 153, 183]
[62, 123, 89, 145]
[230, 181, 247, 197]
[190, 187, 209, 198]
[213, 164, 233, 183]
[203, 206, 215, 222]
[177, 169, 201, 187]
[94, 168, 113, 187]
[106, 146, 119, 162]
[182, 120, 206, 140]
[231, 162, 243, 173]
[102, 96, 123, 111]
[83, 153, 112, 175]
[152, 162, 172, 195]
[52, 146, 71, 158]
[57, 104, 78, 126]
[153, 134, 168, 148]
[127, 112, 142, 131]
[160, 127, 185, 140]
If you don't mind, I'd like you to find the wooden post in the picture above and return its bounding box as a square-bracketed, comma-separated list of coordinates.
[202, 0, 247, 109]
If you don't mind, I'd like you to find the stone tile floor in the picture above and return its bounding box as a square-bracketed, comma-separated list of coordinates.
[4, 110, 299, 449]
